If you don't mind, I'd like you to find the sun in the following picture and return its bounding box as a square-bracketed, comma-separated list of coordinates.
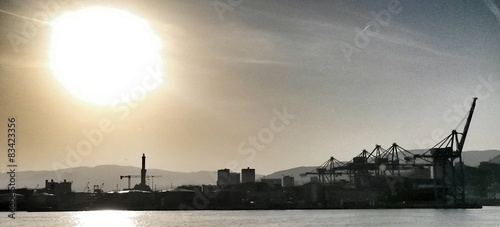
[49, 7, 163, 106]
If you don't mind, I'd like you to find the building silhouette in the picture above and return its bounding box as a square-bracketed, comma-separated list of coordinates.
[283, 176, 294, 187]
[242, 167, 255, 183]
[217, 169, 241, 186]
[45, 179, 72, 194]
[261, 178, 282, 188]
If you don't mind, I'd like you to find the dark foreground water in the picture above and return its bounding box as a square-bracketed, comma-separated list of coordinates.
[2, 207, 499, 226]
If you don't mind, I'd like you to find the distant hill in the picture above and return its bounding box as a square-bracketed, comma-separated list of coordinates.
[378, 149, 500, 166]
[3, 150, 498, 191]
[488, 155, 500, 164]
[5, 165, 265, 192]
[5, 165, 220, 192]
[388, 149, 500, 167]
[462, 150, 500, 166]
[262, 166, 316, 185]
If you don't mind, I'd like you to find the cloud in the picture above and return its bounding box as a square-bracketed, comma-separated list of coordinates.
[483, 0, 500, 24]
[217, 57, 299, 66]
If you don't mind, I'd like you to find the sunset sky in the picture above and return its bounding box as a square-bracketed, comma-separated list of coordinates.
[0, 0, 499, 175]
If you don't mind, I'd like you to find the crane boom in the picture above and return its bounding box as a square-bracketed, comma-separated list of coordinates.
[120, 175, 140, 189]
[147, 175, 162, 190]
[84, 182, 89, 192]
[458, 97, 478, 153]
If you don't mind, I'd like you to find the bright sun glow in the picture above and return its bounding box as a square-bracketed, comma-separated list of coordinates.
[50, 7, 163, 106]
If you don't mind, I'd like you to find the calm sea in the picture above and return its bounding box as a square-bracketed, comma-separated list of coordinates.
[1, 207, 500, 226]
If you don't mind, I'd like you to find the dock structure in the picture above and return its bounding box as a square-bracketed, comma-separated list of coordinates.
[302, 98, 479, 207]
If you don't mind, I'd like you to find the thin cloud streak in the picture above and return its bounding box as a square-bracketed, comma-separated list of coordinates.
[0, 9, 51, 25]
[483, 0, 500, 24]
[216, 56, 299, 66]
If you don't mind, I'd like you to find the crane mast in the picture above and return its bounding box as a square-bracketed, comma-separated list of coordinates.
[458, 97, 478, 153]
[120, 175, 140, 189]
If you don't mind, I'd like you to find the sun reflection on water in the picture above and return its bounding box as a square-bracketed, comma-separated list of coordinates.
[74, 210, 139, 227]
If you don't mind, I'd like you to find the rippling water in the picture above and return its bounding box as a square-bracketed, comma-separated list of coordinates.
[2, 207, 500, 226]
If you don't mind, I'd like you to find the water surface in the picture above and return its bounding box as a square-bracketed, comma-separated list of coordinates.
[1, 207, 499, 226]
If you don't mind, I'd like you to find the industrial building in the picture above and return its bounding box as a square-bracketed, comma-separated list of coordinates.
[261, 178, 282, 188]
[45, 179, 72, 194]
[230, 173, 240, 185]
[283, 176, 294, 187]
[217, 169, 240, 186]
[242, 167, 256, 183]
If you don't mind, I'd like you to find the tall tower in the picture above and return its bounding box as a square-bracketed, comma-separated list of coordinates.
[141, 153, 147, 186]
[133, 153, 151, 191]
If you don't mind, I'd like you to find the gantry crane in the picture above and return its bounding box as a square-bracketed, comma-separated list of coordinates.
[147, 175, 162, 190]
[120, 175, 163, 190]
[120, 175, 140, 189]
[301, 156, 347, 184]
[83, 182, 90, 192]
[414, 97, 478, 203]
[300, 98, 478, 204]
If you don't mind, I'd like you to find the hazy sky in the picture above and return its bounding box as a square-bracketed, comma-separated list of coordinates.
[0, 0, 499, 175]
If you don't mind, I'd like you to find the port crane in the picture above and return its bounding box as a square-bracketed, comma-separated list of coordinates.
[301, 98, 478, 204]
[120, 175, 163, 190]
[148, 175, 162, 190]
[93, 183, 105, 193]
[300, 156, 347, 184]
[120, 175, 140, 189]
[414, 97, 478, 203]
[83, 182, 90, 192]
